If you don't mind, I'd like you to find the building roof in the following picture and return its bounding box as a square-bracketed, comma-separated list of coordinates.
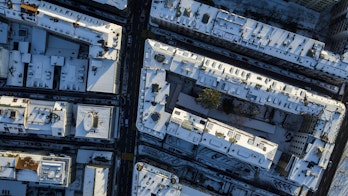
[0, 96, 72, 136]
[25, 100, 55, 133]
[0, 0, 122, 94]
[87, 59, 118, 93]
[75, 104, 113, 139]
[0, 96, 27, 124]
[76, 149, 113, 165]
[38, 160, 66, 185]
[132, 162, 182, 196]
[0, 157, 16, 179]
[288, 157, 324, 190]
[150, 0, 348, 82]
[6, 50, 24, 87]
[0, 22, 9, 44]
[167, 108, 205, 145]
[0, 47, 9, 78]
[167, 107, 278, 169]
[180, 185, 210, 196]
[92, 0, 128, 10]
[26, 55, 54, 89]
[59, 58, 88, 92]
[0, 150, 71, 187]
[137, 39, 346, 187]
[140, 39, 346, 143]
[83, 166, 109, 196]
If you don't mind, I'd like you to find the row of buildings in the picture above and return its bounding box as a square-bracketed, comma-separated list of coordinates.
[0, 0, 125, 195]
[0, 0, 123, 94]
[0, 149, 114, 196]
[149, 0, 348, 86]
[135, 38, 345, 195]
[0, 96, 116, 140]
[130, 0, 348, 195]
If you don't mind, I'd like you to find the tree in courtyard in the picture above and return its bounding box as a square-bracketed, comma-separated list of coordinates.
[196, 88, 221, 109]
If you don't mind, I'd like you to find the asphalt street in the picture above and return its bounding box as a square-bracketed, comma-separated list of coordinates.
[116, 0, 150, 195]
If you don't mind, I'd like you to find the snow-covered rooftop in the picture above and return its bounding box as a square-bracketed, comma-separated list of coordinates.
[0, 150, 72, 187]
[87, 59, 118, 94]
[150, 0, 348, 83]
[59, 58, 88, 92]
[0, 47, 9, 78]
[137, 39, 346, 189]
[38, 160, 66, 185]
[0, 0, 122, 94]
[75, 104, 113, 140]
[0, 95, 73, 137]
[83, 166, 109, 196]
[76, 149, 113, 164]
[132, 162, 182, 196]
[92, 0, 127, 10]
[288, 156, 324, 190]
[24, 99, 72, 137]
[0, 96, 28, 134]
[26, 55, 54, 89]
[168, 108, 278, 169]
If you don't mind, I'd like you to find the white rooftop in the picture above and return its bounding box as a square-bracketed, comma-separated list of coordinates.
[0, 96, 71, 137]
[0, 22, 9, 44]
[83, 166, 109, 196]
[0, 0, 122, 94]
[0, 157, 16, 179]
[132, 162, 182, 196]
[75, 104, 113, 139]
[76, 149, 113, 164]
[168, 108, 278, 169]
[38, 160, 66, 185]
[140, 39, 346, 143]
[0, 150, 72, 187]
[288, 157, 324, 190]
[26, 55, 54, 89]
[92, 0, 127, 10]
[25, 100, 54, 133]
[59, 58, 88, 92]
[0, 47, 9, 78]
[180, 185, 210, 196]
[137, 39, 346, 188]
[0, 96, 28, 134]
[150, 0, 348, 82]
[87, 59, 118, 94]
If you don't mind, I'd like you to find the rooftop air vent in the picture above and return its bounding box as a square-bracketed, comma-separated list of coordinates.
[184, 8, 191, 17]
[202, 13, 210, 24]
[83, 112, 98, 131]
[154, 54, 165, 62]
[151, 112, 160, 122]
[152, 83, 159, 93]
[165, 0, 173, 8]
